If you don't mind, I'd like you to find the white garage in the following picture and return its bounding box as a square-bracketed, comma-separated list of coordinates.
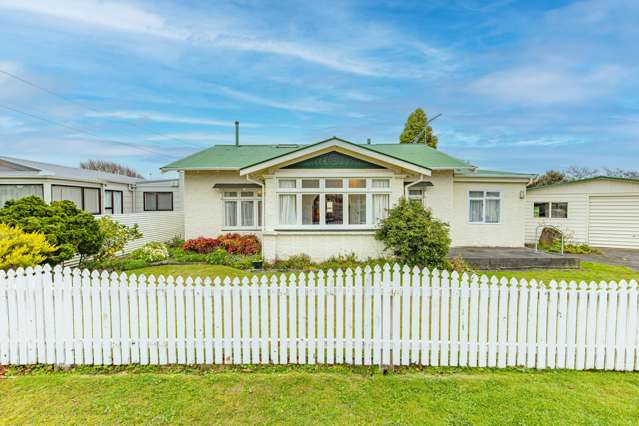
[588, 195, 639, 248]
[525, 177, 639, 249]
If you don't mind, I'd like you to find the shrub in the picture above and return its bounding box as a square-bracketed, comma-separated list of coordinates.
[182, 237, 221, 254]
[167, 247, 209, 262]
[167, 235, 185, 248]
[95, 217, 142, 261]
[131, 242, 169, 263]
[445, 255, 474, 274]
[268, 254, 315, 271]
[0, 224, 57, 270]
[205, 248, 259, 269]
[0, 196, 103, 264]
[183, 233, 261, 256]
[375, 198, 451, 269]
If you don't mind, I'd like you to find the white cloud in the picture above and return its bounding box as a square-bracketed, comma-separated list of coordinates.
[212, 85, 336, 113]
[470, 64, 626, 105]
[0, 0, 186, 39]
[85, 110, 258, 127]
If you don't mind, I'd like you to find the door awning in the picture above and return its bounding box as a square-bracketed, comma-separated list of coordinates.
[405, 181, 434, 188]
[212, 183, 261, 189]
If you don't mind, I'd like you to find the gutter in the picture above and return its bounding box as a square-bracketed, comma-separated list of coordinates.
[404, 175, 429, 198]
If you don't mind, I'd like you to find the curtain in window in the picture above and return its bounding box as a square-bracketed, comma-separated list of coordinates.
[302, 194, 320, 224]
[469, 199, 484, 222]
[241, 201, 254, 226]
[485, 199, 500, 223]
[225, 201, 237, 227]
[52, 185, 83, 207]
[157, 193, 173, 210]
[371, 179, 390, 188]
[0, 184, 43, 208]
[83, 188, 100, 214]
[372, 194, 389, 222]
[279, 194, 297, 224]
[113, 191, 123, 214]
[279, 180, 296, 189]
[349, 194, 367, 224]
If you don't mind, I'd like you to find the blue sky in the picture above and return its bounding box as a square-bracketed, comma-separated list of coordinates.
[0, 0, 637, 178]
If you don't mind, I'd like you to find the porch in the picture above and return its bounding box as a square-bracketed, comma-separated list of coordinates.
[448, 246, 580, 270]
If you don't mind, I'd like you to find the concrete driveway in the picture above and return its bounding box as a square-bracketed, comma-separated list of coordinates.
[569, 248, 639, 271]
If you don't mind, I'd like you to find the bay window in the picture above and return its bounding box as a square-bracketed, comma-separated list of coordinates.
[276, 177, 392, 228]
[224, 190, 262, 229]
[469, 190, 501, 224]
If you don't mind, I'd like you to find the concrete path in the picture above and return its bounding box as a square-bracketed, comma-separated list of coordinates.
[569, 248, 639, 271]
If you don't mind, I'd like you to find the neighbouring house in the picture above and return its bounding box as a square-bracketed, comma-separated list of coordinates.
[526, 176, 639, 249]
[0, 156, 183, 214]
[162, 137, 534, 262]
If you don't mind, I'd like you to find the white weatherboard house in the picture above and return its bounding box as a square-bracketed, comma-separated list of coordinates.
[526, 176, 639, 249]
[162, 137, 534, 262]
[0, 156, 183, 214]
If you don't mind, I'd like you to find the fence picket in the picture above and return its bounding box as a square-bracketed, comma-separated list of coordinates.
[2, 265, 639, 371]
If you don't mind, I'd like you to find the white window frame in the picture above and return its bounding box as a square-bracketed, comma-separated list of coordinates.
[275, 177, 392, 230]
[532, 201, 569, 219]
[468, 190, 502, 224]
[222, 189, 262, 230]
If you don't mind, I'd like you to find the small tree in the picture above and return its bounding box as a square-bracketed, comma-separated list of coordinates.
[94, 217, 142, 262]
[80, 159, 143, 178]
[528, 170, 566, 188]
[399, 108, 438, 148]
[375, 198, 450, 269]
[0, 196, 104, 265]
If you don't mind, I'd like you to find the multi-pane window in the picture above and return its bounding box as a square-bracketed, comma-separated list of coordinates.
[52, 185, 100, 214]
[533, 201, 568, 218]
[0, 184, 43, 208]
[468, 190, 501, 224]
[144, 192, 173, 211]
[223, 190, 262, 228]
[104, 190, 123, 214]
[276, 177, 392, 228]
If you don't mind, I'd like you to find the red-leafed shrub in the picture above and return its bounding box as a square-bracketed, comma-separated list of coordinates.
[182, 237, 222, 254]
[183, 233, 261, 256]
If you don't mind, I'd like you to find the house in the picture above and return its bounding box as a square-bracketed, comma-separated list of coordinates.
[163, 137, 534, 262]
[0, 156, 183, 214]
[526, 176, 639, 249]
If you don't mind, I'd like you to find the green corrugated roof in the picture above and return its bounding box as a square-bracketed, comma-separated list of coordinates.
[161, 138, 474, 171]
[455, 168, 536, 179]
[528, 175, 639, 191]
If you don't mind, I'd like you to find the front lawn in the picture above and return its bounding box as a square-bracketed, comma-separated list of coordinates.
[2, 367, 638, 424]
[129, 261, 639, 284]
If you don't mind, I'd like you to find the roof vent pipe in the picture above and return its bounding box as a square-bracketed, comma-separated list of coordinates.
[235, 121, 240, 146]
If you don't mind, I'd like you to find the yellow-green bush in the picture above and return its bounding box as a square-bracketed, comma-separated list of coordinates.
[0, 224, 57, 270]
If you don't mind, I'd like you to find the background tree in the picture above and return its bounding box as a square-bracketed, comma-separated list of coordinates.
[528, 170, 566, 188]
[399, 108, 438, 148]
[564, 166, 599, 180]
[80, 159, 143, 178]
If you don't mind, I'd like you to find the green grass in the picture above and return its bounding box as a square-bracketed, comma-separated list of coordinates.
[129, 261, 639, 285]
[2, 367, 638, 424]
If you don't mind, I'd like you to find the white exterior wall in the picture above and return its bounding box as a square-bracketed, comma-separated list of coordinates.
[183, 170, 262, 239]
[525, 179, 639, 246]
[134, 178, 183, 213]
[450, 180, 527, 247]
[262, 232, 385, 261]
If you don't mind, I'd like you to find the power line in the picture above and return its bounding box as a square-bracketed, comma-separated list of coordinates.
[0, 67, 205, 150]
[0, 103, 178, 159]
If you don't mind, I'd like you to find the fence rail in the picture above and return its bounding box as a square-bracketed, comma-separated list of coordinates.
[1, 264, 638, 370]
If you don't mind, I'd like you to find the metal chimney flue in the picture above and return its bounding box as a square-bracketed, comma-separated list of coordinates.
[235, 121, 240, 146]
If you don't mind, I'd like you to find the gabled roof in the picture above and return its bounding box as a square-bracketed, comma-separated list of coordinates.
[161, 136, 474, 173]
[528, 175, 639, 191]
[0, 156, 142, 184]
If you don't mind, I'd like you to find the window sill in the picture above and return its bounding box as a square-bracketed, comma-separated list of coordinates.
[222, 227, 262, 232]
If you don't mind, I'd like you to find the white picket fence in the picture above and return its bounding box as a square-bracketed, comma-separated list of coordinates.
[1, 264, 638, 370]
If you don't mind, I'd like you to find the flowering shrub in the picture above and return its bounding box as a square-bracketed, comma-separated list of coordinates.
[183, 233, 260, 256]
[131, 242, 169, 263]
[0, 224, 57, 270]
